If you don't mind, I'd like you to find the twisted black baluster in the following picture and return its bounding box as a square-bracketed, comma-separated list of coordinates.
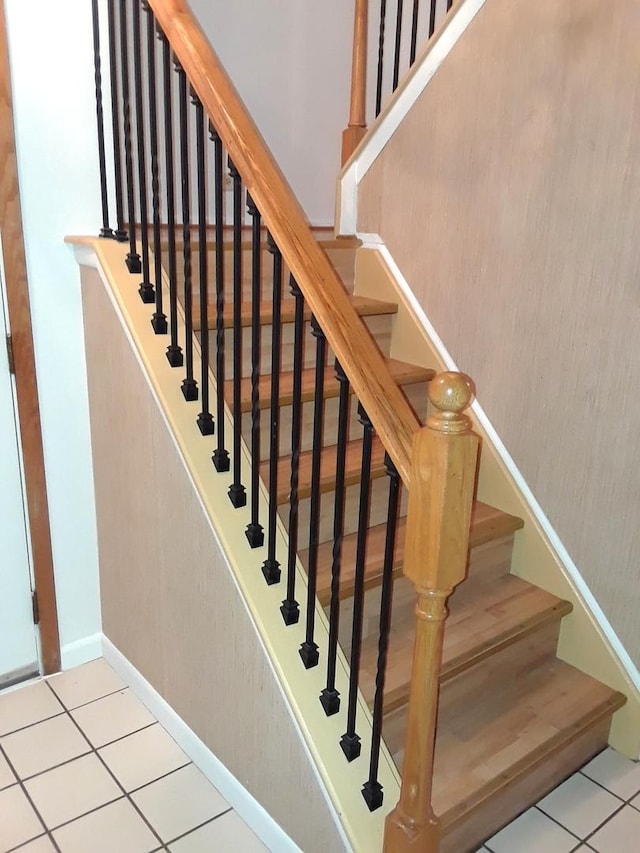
[409, 0, 420, 66]
[227, 156, 247, 508]
[375, 0, 388, 117]
[194, 96, 214, 435]
[392, 0, 404, 93]
[144, 2, 167, 334]
[281, 276, 304, 627]
[161, 31, 182, 367]
[177, 69, 198, 401]
[299, 316, 326, 669]
[429, 0, 437, 37]
[362, 453, 400, 811]
[261, 232, 283, 585]
[132, 0, 153, 302]
[210, 124, 229, 472]
[340, 403, 374, 762]
[119, 0, 141, 273]
[90, 0, 113, 238]
[245, 193, 264, 548]
[319, 361, 350, 716]
[107, 0, 126, 241]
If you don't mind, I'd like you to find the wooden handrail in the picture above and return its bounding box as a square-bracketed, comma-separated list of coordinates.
[384, 373, 479, 853]
[147, 0, 419, 486]
[342, 0, 369, 164]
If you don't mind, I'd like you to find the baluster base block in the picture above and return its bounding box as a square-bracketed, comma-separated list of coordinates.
[212, 449, 230, 473]
[138, 283, 155, 304]
[114, 229, 128, 243]
[181, 379, 198, 402]
[197, 413, 215, 436]
[166, 346, 184, 368]
[280, 599, 300, 626]
[151, 313, 168, 335]
[362, 780, 384, 812]
[126, 253, 142, 274]
[299, 642, 319, 669]
[340, 732, 362, 762]
[245, 523, 264, 549]
[228, 483, 247, 508]
[319, 688, 341, 717]
[99, 228, 115, 239]
[261, 559, 281, 585]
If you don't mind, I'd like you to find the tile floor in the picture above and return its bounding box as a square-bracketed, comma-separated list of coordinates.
[0, 659, 266, 853]
[1, 660, 639, 852]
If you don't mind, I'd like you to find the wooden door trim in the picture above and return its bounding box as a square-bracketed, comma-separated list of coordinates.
[0, 0, 60, 673]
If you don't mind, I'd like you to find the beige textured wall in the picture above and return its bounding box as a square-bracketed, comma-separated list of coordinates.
[359, 0, 640, 668]
[81, 268, 346, 853]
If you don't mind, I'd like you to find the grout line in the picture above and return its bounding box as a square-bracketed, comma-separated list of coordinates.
[164, 807, 234, 846]
[87, 720, 158, 749]
[45, 794, 126, 832]
[9, 747, 94, 785]
[44, 680, 129, 713]
[0, 741, 61, 853]
[577, 769, 627, 802]
[0, 709, 66, 740]
[127, 761, 193, 796]
[532, 804, 583, 843]
[581, 799, 629, 845]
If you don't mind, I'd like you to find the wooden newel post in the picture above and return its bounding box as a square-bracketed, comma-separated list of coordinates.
[383, 372, 479, 853]
[341, 0, 368, 165]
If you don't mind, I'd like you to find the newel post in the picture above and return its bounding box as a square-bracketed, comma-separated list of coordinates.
[341, 0, 368, 165]
[383, 372, 479, 853]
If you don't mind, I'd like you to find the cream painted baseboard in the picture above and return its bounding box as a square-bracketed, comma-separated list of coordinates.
[102, 635, 301, 853]
[60, 632, 103, 670]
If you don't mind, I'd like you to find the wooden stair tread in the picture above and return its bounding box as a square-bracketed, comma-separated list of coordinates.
[358, 574, 572, 712]
[262, 437, 387, 506]
[307, 502, 524, 606]
[430, 658, 626, 829]
[193, 294, 397, 331]
[226, 358, 434, 414]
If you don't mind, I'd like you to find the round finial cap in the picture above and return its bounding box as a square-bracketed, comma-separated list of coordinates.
[427, 372, 475, 433]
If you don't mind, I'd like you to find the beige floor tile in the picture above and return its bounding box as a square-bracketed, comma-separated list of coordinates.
[486, 807, 579, 853]
[0, 682, 63, 737]
[131, 764, 229, 843]
[538, 772, 623, 838]
[582, 748, 640, 801]
[169, 810, 268, 852]
[25, 753, 122, 829]
[47, 659, 125, 710]
[52, 798, 159, 853]
[70, 689, 155, 748]
[98, 723, 189, 792]
[0, 785, 45, 851]
[17, 836, 57, 852]
[1, 713, 91, 779]
[589, 804, 640, 852]
[0, 750, 15, 790]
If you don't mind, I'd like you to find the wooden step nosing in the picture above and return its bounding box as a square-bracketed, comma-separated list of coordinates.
[439, 690, 626, 832]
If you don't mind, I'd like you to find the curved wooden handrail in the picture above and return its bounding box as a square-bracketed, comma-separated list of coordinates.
[147, 0, 419, 486]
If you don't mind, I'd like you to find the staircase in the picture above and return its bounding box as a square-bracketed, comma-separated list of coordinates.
[184, 233, 625, 851]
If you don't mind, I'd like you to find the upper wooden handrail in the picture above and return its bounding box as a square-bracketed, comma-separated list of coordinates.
[147, 0, 419, 486]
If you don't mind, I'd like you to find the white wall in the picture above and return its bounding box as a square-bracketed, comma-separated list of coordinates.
[5, 0, 102, 665]
[190, 0, 353, 225]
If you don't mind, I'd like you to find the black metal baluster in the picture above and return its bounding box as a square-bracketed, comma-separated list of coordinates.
[91, 0, 113, 238]
[107, 0, 126, 241]
[262, 233, 283, 584]
[144, 2, 167, 334]
[227, 156, 247, 508]
[362, 453, 400, 811]
[340, 403, 374, 762]
[177, 67, 198, 401]
[429, 0, 437, 37]
[194, 96, 214, 435]
[210, 125, 230, 472]
[409, 0, 420, 66]
[299, 317, 326, 669]
[392, 0, 404, 92]
[319, 361, 350, 716]
[447, 0, 454, 10]
[281, 276, 304, 627]
[245, 194, 264, 547]
[375, 0, 388, 117]
[132, 0, 153, 302]
[119, 0, 141, 272]
[160, 31, 182, 367]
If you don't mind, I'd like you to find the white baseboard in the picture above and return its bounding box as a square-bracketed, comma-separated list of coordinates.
[102, 635, 301, 853]
[60, 632, 103, 670]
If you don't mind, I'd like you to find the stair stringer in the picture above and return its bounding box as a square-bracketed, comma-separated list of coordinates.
[69, 237, 401, 853]
[352, 241, 640, 759]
